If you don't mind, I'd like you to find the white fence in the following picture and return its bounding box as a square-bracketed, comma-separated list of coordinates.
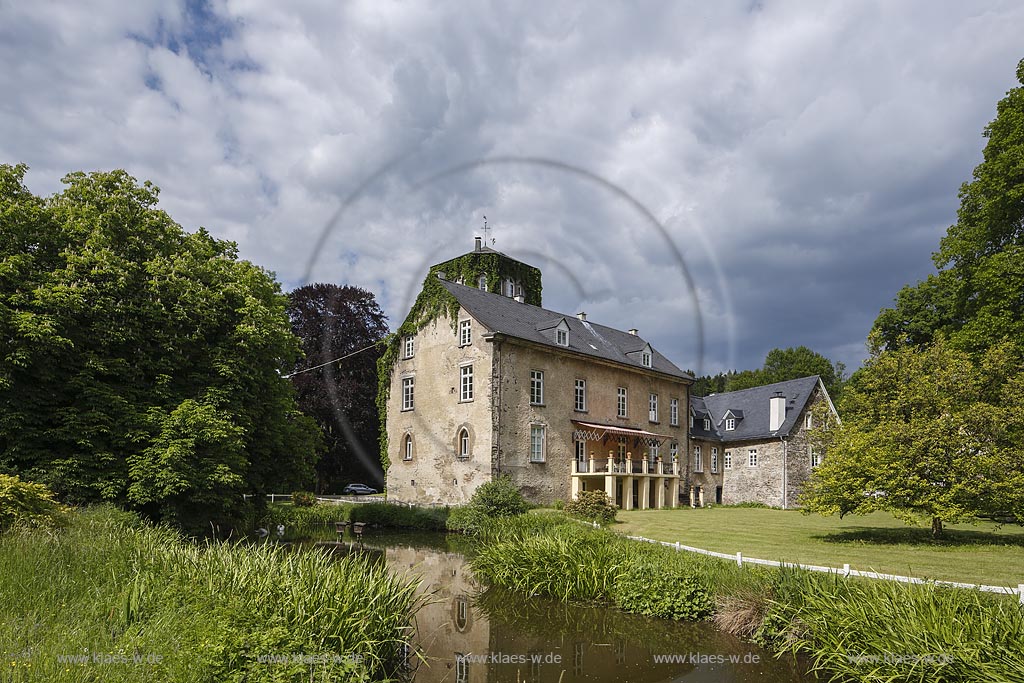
[613, 527, 1024, 605]
[243, 494, 378, 505]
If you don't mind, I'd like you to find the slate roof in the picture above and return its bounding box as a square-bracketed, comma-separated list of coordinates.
[690, 375, 822, 442]
[438, 278, 692, 381]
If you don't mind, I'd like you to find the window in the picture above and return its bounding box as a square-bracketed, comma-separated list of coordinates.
[694, 445, 702, 472]
[401, 377, 414, 411]
[724, 450, 732, 469]
[810, 448, 822, 468]
[617, 387, 627, 417]
[530, 370, 544, 405]
[618, 438, 627, 459]
[669, 441, 678, 461]
[689, 413, 694, 428]
[711, 447, 718, 473]
[458, 429, 470, 459]
[649, 393, 658, 422]
[530, 425, 546, 462]
[650, 442, 659, 459]
[575, 440, 586, 462]
[455, 653, 468, 683]
[460, 364, 473, 401]
[403, 434, 413, 461]
[455, 597, 469, 631]
[725, 417, 736, 431]
[477, 274, 486, 289]
[505, 278, 515, 297]
[703, 418, 710, 431]
[670, 398, 679, 426]
[459, 319, 472, 346]
[748, 449, 758, 467]
[556, 328, 568, 346]
[641, 350, 652, 367]
[403, 336, 414, 359]
[805, 412, 814, 429]
[574, 379, 587, 412]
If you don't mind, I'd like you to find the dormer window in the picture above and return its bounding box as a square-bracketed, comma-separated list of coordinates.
[477, 274, 486, 289]
[556, 328, 568, 346]
[689, 414, 694, 428]
[641, 350, 652, 367]
[725, 418, 736, 431]
[703, 418, 710, 431]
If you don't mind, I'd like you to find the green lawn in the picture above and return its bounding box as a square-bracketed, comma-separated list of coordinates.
[613, 507, 1024, 587]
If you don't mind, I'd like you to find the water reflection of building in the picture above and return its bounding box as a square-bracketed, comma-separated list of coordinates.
[385, 545, 489, 683]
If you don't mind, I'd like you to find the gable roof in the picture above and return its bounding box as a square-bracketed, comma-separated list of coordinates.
[691, 375, 822, 442]
[438, 278, 692, 381]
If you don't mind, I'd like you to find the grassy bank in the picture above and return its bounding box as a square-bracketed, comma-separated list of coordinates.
[258, 501, 449, 540]
[0, 506, 423, 682]
[615, 507, 1024, 586]
[468, 514, 1024, 682]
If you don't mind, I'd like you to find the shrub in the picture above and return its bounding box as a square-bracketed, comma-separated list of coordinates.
[0, 474, 66, 531]
[469, 476, 528, 518]
[552, 499, 565, 510]
[291, 490, 317, 507]
[446, 505, 491, 535]
[564, 490, 617, 525]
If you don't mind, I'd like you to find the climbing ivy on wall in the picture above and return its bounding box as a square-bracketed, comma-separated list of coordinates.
[376, 252, 542, 473]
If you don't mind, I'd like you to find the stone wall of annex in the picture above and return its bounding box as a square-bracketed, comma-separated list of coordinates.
[385, 311, 495, 505]
[494, 339, 690, 506]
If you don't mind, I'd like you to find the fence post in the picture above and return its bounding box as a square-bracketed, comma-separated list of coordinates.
[843, 563, 850, 577]
[675, 541, 681, 552]
[1018, 584, 1023, 606]
[736, 552, 743, 567]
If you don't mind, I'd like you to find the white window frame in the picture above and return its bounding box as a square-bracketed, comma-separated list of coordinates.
[641, 350, 652, 367]
[650, 442, 659, 459]
[617, 387, 627, 417]
[748, 449, 758, 467]
[669, 441, 678, 462]
[724, 450, 732, 470]
[670, 398, 678, 426]
[477, 274, 486, 289]
[711, 447, 718, 473]
[703, 418, 710, 431]
[401, 377, 414, 411]
[530, 370, 544, 405]
[574, 379, 587, 412]
[530, 424, 546, 463]
[575, 439, 586, 462]
[458, 428, 470, 459]
[805, 412, 814, 429]
[556, 328, 568, 346]
[403, 434, 413, 461]
[403, 336, 414, 359]
[649, 393, 658, 422]
[694, 445, 703, 472]
[810, 448, 822, 469]
[459, 319, 472, 346]
[460, 364, 474, 402]
[725, 417, 736, 431]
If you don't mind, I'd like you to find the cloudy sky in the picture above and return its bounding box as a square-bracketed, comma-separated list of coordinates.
[2, 1, 1022, 376]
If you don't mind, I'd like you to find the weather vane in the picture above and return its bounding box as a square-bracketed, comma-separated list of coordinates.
[482, 215, 493, 245]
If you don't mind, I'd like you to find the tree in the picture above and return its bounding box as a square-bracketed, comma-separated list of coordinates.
[0, 165, 319, 531]
[689, 346, 845, 397]
[287, 284, 388, 492]
[800, 338, 1024, 537]
[874, 58, 1024, 355]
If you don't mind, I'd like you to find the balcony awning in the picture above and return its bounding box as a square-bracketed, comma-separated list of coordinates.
[571, 420, 671, 447]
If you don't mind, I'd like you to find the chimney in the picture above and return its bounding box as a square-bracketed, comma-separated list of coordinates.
[474, 236, 482, 251]
[576, 312, 587, 321]
[769, 391, 786, 431]
[628, 328, 638, 336]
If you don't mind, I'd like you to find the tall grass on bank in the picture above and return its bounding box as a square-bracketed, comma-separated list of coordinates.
[0, 506, 423, 682]
[258, 502, 449, 540]
[469, 514, 1024, 683]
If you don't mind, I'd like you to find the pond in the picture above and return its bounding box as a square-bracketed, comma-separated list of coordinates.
[313, 531, 813, 683]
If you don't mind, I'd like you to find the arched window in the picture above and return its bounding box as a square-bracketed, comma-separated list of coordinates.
[403, 434, 413, 461]
[458, 429, 470, 459]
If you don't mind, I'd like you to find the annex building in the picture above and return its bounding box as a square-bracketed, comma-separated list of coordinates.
[383, 238, 837, 509]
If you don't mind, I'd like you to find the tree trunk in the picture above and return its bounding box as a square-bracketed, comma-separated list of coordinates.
[931, 516, 943, 538]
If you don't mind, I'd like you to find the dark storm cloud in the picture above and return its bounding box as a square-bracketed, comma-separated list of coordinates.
[1, 0, 1021, 374]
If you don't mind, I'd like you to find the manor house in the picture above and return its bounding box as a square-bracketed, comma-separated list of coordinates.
[383, 238, 837, 509]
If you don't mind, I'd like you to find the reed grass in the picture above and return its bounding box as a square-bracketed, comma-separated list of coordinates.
[468, 514, 1024, 683]
[0, 505, 423, 682]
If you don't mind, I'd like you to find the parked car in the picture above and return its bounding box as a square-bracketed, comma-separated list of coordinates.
[341, 483, 378, 496]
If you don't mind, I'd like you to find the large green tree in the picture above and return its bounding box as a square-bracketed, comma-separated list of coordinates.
[874, 58, 1024, 355]
[0, 165, 319, 530]
[800, 338, 1024, 537]
[690, 346, 845, 397]
[287, 283, 387, 492]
